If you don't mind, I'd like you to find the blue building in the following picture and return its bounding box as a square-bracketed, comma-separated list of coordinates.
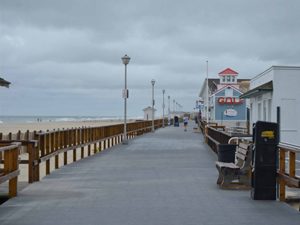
[199, 68, 250, 126]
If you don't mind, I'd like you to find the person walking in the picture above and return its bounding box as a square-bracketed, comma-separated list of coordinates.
[183, 114, 189, 131]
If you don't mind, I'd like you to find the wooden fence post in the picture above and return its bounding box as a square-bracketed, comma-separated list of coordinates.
[28, 142, 34, 183]
[81, 128, 84, 159]
[55, 130, 59, 169]
[279, 149, 286, 201]
[45, 133, 50, 175]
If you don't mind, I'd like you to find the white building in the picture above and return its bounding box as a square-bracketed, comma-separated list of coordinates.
[143, 106, 156, 121]
[240, 66, 300, 145]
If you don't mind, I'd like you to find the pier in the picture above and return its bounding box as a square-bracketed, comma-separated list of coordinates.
[0, 122, 300, 225]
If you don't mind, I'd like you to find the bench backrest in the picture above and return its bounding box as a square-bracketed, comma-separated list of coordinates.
[235, 142, 252, 169]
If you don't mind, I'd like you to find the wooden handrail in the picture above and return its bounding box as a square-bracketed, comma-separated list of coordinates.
[32, 119, 170, 181]
[0, 142, 21, 198]
[0, 119, 173, 185]
[206, 125, 252, 154]
[278, 143, 300, 201]
[0, 140, 38, 183]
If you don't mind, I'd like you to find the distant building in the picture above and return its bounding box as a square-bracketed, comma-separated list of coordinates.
[240, 66, 300, 145]
[199, 68, 250, 126]
[143, 106, 156, 121]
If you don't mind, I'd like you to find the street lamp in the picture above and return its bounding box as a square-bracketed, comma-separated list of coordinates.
[173, 100, 175, 112]
[151, 79, 155, 132]
[168, 95, 170, 126]
[168, 96, 170, 115]
[206, 60, 209, 123]
[162, 89, 165, 128]
[121, 54, 130, 145]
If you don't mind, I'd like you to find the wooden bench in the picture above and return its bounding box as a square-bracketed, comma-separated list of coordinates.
[215, 141, 252, 189]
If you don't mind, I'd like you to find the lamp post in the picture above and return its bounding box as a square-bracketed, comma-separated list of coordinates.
[162, 89, 165, 128]
[168, 96, 170, 115]
[176, 102, 178, 112]
[168, 95, 170, 126]
[173, 100, 175, 112]
[206, 60, 209, 123]
[121, 54, 130, 145]
[151, 79, 155, 132]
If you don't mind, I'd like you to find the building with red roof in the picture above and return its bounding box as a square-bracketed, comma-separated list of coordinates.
[199, 68, 250, 127]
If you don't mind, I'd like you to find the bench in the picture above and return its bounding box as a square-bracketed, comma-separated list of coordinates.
[215, 141, 252, 189]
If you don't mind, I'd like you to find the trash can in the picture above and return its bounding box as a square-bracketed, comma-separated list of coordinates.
[251, 121, 279, 200]
[217, 144, 237, 163]
[174, 116, 179, 127]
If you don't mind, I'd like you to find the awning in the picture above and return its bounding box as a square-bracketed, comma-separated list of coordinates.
[240, 81, 273, 99]
[0, 78, 11, 88]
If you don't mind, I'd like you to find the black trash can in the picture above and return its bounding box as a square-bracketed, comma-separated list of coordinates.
[217, 144, 237, 163]
[174, 116, 179, 127]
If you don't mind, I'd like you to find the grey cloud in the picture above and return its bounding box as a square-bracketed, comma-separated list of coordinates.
[0, 0, 299, 116]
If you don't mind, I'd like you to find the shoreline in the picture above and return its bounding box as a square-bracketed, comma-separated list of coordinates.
[0, 119, 138, 135]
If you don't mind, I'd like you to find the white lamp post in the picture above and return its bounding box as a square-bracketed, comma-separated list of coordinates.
[168, 96, 170, 115]
[162, 89, 165, 128]
[151, 79, 155, 132]
[121, 54, 130, 145]
[168, 95, 170, 126]
[206, 60, 209, 123]
[173, 100, 175, 112]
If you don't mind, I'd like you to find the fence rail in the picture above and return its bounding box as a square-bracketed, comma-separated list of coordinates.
[0, 142, 21, 198]
[278, 142, 300, 201]
[0, 119, 172, 198]
[205, 125, 251, 154]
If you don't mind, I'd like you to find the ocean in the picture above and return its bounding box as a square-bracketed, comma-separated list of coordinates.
[0, 115, 142, 124]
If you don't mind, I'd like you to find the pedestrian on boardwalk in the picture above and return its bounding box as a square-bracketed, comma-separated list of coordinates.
[183, 113, 189, 131]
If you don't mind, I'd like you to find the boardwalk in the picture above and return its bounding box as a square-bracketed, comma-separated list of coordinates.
[0, 123, 299, 225]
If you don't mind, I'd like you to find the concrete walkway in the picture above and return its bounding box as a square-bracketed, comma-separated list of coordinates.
[0, 123, 299, 225]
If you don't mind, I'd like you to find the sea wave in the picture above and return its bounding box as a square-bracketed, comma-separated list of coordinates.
[54, 117, 77, 122]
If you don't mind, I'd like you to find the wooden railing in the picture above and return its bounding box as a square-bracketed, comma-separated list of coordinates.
[199, 120, 218, 136]
[206, 126, 227, 153]
[0, 119, 173, 186]
[205, 125, 252, 154]
[0, 140, 38, 183]
[0, 142, 21, 198]
[278, 142, 300, 201]
[33, 120, 169, 182]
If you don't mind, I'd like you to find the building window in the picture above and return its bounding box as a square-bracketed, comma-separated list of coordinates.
[239, 86, 243, 91]
[227, 76, 231, 82]
[232, 76, 235, 82]
[222, 76, 225, 82]
[245, 87, 248, 92]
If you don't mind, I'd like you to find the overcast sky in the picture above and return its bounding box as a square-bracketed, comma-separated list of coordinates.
[1, 0, 299, 117]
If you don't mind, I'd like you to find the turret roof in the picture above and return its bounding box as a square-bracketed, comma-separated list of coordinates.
[219, 68, 238, 75]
